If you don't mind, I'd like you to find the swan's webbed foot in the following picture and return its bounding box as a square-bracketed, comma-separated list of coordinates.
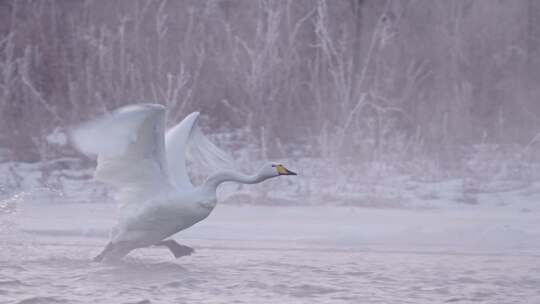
[93, 241, 114, 262]
[155, 239, 194, 258]
[93, 241, 132, 262]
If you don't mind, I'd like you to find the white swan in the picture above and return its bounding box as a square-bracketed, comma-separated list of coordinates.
[71, 104, 296, 261]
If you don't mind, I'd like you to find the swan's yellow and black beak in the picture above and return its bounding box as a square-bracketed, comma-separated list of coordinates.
[276, 164, 297, 176]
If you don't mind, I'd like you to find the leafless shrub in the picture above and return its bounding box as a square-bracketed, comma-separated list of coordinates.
[0, 0, 538, 191]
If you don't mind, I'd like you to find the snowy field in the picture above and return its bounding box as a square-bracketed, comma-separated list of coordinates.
[2, 0, 540, 303]
[1, 198, 540, 304]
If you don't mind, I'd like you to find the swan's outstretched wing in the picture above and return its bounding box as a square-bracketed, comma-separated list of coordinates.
[165, 112, 199, 189]
[165, 112, 235, 189]
[71, 104, 172, 202]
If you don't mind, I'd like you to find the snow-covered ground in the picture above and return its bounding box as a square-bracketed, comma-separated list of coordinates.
[3, 154, 540, 209]
[1, 150, 540, 303]
[1, 195, 540, 303]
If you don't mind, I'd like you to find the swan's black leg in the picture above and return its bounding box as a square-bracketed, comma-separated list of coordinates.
[93, 241, 114, 262]
[155, 239, 194, 258]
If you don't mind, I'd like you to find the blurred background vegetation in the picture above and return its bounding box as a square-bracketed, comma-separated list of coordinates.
[1, 0, 539, 181]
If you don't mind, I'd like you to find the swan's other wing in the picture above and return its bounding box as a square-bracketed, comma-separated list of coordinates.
[165, 112, 199, 190]
[71, 104, 172, 201]
[165, 112, 235, 189]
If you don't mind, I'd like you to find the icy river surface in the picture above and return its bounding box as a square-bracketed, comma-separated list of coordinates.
[1, 202, 540, 304]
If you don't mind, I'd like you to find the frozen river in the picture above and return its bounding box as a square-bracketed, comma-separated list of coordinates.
[1, 203, 540, 303]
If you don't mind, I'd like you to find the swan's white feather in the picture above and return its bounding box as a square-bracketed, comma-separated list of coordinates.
[186, 122, 236, 174]
[164, 112, 199, 190]
[70, 104, 259, 261]
[165, 112, 235, 189]
[71, 104, 172, 204]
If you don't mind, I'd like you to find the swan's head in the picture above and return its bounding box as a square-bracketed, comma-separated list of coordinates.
[259, 162, 297, 179]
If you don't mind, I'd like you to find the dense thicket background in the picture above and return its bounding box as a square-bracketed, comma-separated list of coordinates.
[1, 0, 540, 196]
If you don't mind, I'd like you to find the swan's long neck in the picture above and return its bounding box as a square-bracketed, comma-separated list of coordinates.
[201, 171, 265, 193]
